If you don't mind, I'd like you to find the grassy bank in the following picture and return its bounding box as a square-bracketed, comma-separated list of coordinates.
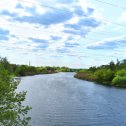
[74, 60, 126, 88]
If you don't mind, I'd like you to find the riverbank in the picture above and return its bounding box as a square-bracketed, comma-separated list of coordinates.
[74, 59, 126, 88]
[74, 72, 114, 87]
[74, 72, 119, 87]
[16, 71, 58, 77]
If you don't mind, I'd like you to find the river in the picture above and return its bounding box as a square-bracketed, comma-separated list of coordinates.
[18, 72, 126, 126]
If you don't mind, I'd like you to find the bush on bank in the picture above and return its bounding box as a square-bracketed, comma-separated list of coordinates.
[75, 59, 126, 88]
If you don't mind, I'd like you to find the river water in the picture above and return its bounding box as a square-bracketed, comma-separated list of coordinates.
[18, 72, 126, 126]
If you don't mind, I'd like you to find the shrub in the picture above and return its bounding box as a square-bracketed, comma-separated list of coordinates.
[94, 69, 114, 83]
[115, 69, 126, 77]
[112, 76, 126, 87]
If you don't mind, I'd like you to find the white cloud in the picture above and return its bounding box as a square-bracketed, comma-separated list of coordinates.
[1, 0, 117, 67]
[118, 12, 126, 23]
[87, 36, 126, 50]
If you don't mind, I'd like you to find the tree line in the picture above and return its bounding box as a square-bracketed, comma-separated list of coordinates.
[0, 57, 77, 77]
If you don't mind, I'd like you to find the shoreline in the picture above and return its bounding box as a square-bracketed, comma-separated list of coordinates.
[74, 72, 126, 88]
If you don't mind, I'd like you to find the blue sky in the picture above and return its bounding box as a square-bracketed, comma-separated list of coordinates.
[0, 0, 126, 68]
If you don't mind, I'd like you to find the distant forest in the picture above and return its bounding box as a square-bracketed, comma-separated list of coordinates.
[0, 57, 77, 77]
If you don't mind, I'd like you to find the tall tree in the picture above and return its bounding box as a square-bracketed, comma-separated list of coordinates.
[109, 61, 115, 71]
[0, 63, 31, 125]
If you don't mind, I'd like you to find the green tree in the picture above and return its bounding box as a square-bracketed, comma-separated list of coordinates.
[89, 66, 97, 72]
[116, 69, 126, 77]
[109, 61, 115, 71]
[94, 69, 114, 83]
[122, 59, 126, 64]
[15, 65, 29, 76]
[116, 59, 120, 67]
[0, 64, 31, 126]
[0, 57, 12, 73]
[112, 69, 126, 87]
[112, 76, 126, 87]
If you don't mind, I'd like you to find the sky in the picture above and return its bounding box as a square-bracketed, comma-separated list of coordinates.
[0, 0, 126, 68]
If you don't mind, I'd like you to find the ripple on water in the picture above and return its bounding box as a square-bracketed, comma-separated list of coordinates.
[18, 72, 126, 126]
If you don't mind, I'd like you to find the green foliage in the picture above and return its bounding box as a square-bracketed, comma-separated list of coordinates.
[109, 61, 115, 71]
[15, 65, 38, 76]
[75, 58, 126, 87]
[0, 57, 77, 77]
[116, 59, 120, 67]
[0, 59, 31, 125]
[112, 69, 126, 87]
[57, 67, 71, 72]
[0, 57, 12, 73]
[15, 65, 27, 76]
[89, 66, 97, 72]
[78, 69, 87, 73]
[112, 76, 126, 87]
[94, 69, 114, 83]
[74, 71, 95, 81]
[115, 69, 126, 77]
[75, 59, 126, 87]
[14, 65, 75, 76]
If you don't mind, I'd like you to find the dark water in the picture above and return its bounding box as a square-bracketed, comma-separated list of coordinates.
[18, 72, 126, 126]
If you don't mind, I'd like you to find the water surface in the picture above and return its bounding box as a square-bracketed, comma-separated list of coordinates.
[18, 72, 126, 126]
